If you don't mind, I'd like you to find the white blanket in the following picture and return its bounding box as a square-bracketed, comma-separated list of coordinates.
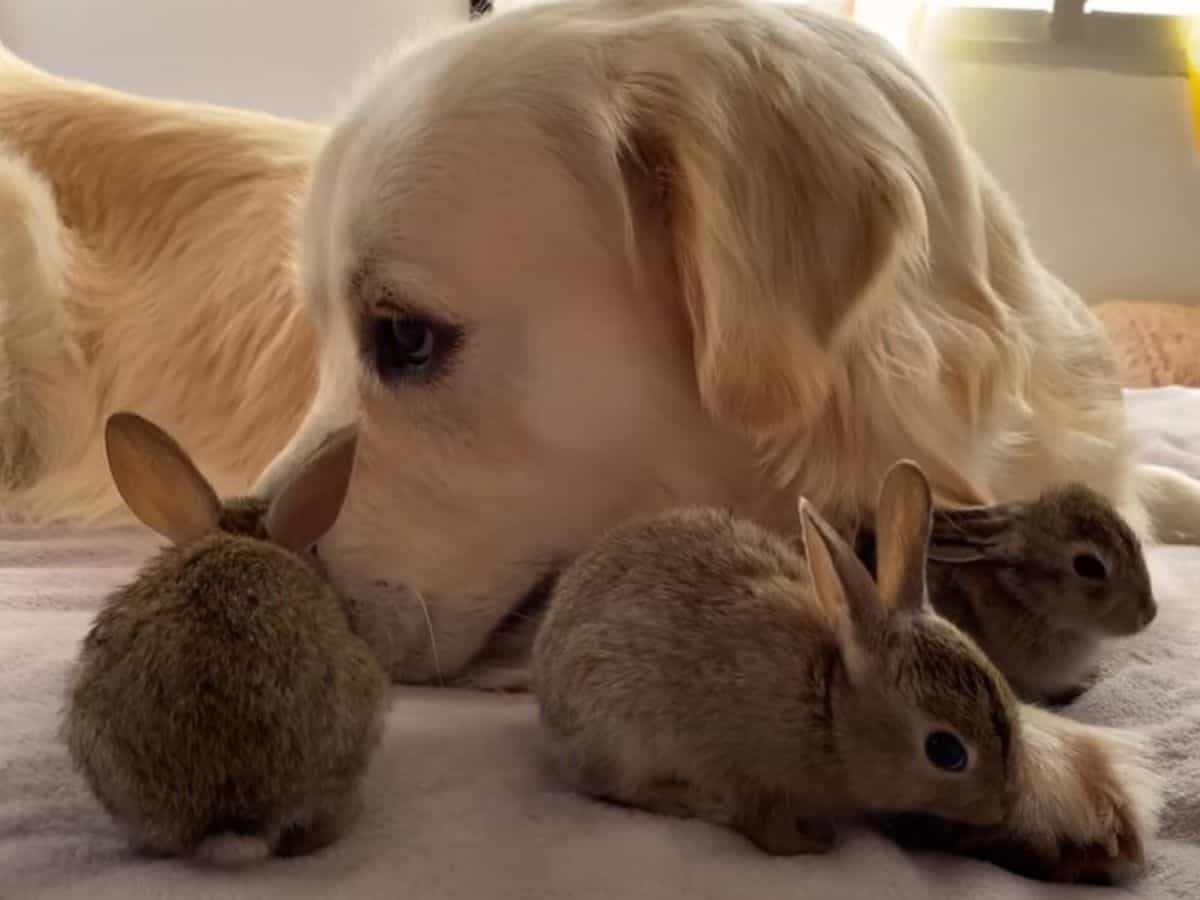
[2, 388, 1198, 899]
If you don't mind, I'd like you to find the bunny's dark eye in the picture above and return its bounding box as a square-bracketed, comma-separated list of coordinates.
[366, 313, 462, 384]
[925, 731, 968, 772]
[1072, 552, 1107, 581]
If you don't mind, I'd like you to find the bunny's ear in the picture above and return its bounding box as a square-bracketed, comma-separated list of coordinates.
[927, 505, 1023, 563]
[873, 459, 933, 615]
[104, 412, 221, 545]
[799, 498, 882, 679]
[925, 543, 987, 564]
[264, 425, 358, 552]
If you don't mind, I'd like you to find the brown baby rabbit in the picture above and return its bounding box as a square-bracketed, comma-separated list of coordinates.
[62, 413, 387, 864]
[857, 483, 1156, 704]
[533, 460, 1020, 855]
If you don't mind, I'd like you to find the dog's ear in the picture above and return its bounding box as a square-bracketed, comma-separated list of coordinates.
[603, 22, 930, 435]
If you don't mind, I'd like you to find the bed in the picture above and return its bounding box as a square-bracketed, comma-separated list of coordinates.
[3, 386, 1199, 900]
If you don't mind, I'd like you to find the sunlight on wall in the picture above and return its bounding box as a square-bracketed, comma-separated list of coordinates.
[853, 0, 925, 50]
[1190, 18, 1200, 150]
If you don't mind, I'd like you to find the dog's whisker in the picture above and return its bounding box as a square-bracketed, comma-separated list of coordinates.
[413, 588, 443, 687]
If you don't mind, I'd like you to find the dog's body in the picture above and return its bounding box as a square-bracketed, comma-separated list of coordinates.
[0, 47, 320, 522]
[2, 1, 1198, 688]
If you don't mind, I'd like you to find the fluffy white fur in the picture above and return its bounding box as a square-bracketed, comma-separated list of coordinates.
[2, 1, 1199, 691]
[1010, 705, 1163, 876]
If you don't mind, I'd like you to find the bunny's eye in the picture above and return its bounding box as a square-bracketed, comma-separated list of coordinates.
[925, 731, 968, 772]
[1072, 552, 1107, 581]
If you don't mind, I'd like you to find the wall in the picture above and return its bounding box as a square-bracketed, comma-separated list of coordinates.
[922, 58, 1200, 304]
[0, 0, 468, 121]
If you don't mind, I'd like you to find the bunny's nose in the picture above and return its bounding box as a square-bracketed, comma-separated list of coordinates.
[1137, 595, 1157, 630]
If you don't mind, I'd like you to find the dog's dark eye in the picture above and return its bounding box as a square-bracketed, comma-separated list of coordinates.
[925, 731, 968, 773]
[1072, 552, 1107, 581]
[367, 314, 460, 383]
[392, 317, 435, 367]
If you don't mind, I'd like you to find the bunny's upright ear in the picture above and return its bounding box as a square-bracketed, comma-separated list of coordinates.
[105, 412, 222, 545]
[873, 459, 933, 615]
[264, 425, 358, 552]
[799, 497, 884, 679]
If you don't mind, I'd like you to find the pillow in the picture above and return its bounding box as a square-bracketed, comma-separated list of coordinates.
[1093, 300, 1200, 389]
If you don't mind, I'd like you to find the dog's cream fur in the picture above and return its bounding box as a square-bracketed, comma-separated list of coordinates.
[0, 46, 321, 522]
[2, 1, 1199, 691]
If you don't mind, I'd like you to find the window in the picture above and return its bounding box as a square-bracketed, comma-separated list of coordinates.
[1088, 2, 1195, 12]
[920, 0, 1198, 74]
[483, 2, 1196, 76]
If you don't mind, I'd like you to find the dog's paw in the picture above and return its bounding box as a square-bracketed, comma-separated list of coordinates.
[1008, 709, 1162, 882]
[1048, 726, 1161, 881]
[881, 712, 1163, 883]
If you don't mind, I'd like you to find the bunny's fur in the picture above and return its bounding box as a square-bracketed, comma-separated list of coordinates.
[535, 461, 1162, 881]
[534, 463, 1017, 854]
[858, 481, 1157, 703]
[62, 414, 386, 862]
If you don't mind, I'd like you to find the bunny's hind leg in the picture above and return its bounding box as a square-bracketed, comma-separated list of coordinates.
[620, 769, 837, 857]
[276, 788, 364, 857]
[731, 786, 837, 856]
[560, 737, 730, 824]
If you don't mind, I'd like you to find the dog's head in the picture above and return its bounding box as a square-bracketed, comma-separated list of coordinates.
[259, 1, 948, 683]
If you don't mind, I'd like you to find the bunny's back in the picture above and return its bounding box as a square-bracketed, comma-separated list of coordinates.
[535, 508, 839, 767]
[65, 533, 382, 842]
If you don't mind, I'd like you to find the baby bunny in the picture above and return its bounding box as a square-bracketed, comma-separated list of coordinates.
[533, 460, 1020, 855]
[858, 483, 1156, 704]
[62, 412, 387, 864]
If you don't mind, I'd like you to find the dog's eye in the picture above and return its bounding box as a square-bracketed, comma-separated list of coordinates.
[366, 313, 460, 383]
[391, 317, 435, 367]
[1072, 552, 1107, 581]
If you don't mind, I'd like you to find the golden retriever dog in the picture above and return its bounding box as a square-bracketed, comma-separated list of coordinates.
[2, 0, 1199, 690]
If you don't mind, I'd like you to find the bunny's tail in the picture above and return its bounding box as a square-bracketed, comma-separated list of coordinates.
[195, 832, 273, 866]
